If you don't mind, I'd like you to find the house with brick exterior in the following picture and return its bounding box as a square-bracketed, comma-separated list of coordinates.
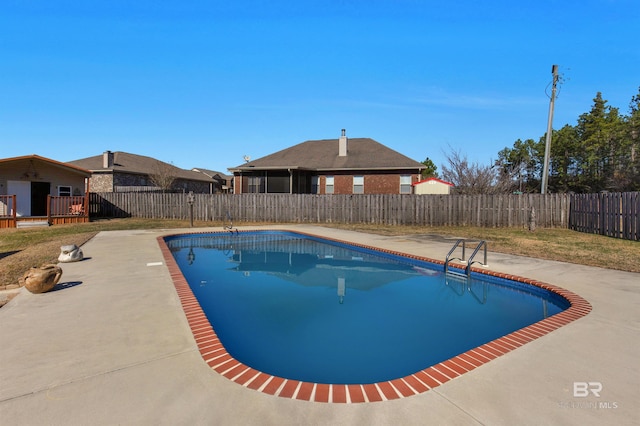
[228, 130, 425, 194]
[191, 168, 233, 193]
[69, 151, 215, 193]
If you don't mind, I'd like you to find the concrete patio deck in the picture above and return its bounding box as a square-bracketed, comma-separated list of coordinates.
[1, 225, 638, 425]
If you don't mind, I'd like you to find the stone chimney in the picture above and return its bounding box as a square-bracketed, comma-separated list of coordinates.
[338, 129, 348, 157]
[103, 150, 114, 168]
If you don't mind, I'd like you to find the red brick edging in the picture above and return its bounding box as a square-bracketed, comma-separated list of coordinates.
[157, 230, 592, 403]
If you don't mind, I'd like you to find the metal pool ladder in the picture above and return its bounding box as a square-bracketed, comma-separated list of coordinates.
[444, 239, 488, 277]
[224, 211, 238, 234]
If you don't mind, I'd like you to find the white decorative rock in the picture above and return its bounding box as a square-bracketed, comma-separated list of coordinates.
[59, 244, 84, 262]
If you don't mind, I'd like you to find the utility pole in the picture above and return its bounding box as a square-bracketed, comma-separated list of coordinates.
[541, 64, 559, 194]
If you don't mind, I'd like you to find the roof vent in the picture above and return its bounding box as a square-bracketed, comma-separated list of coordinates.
[339, 129, 348, 157]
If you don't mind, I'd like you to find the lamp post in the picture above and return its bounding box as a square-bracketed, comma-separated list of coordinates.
[187, 191, 195, 227]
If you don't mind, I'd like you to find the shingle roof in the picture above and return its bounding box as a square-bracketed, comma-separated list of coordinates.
[68, 152, 212, 182]
[229, 138, 425, 171]
[191, 168, 232, 180]
[0, 154, 91, 176]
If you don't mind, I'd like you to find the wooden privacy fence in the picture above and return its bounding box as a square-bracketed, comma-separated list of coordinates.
[90, 192, 571, 229]
[569, 192, 639, 241]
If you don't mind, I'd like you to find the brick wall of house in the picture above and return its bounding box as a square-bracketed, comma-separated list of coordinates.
[89, 174, 114, 192]
[234, 171, 421, 194]
[364, 174, 402, 194]
[333, 175, 353, 194]
[173, 179, 211, 193]
[318, 172, 420, 194]
[114, 172, 148, 187]
[91, 172, 210, 193]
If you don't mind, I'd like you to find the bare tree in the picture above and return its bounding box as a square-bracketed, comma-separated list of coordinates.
[441, 147, 513, 194]
[149, 160, 178, 192]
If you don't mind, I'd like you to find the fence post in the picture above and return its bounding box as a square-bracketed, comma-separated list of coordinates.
[528, 206, 536, 232]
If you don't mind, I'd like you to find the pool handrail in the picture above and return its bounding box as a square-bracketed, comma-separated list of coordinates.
[444, 239, 488, 277]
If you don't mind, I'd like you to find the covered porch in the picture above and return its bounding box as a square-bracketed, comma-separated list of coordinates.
[232, 168, 317, 194]
[0, 194, 90, 228]
[0, 154, 92, 228]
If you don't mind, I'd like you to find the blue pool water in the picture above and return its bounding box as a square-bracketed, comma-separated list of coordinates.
[165, 231, 569, 384]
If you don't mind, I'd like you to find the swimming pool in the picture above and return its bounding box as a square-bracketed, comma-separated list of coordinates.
[159, 230, 591, 403]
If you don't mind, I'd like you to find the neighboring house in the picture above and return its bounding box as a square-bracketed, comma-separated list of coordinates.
[412, 177, 454, 195]
[228, 130, 426, 194]
[0, 154, 91, 228]
[191, 168, 233, 193]
[69, 151, 215, 193]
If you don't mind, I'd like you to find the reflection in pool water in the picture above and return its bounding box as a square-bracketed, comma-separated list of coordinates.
[165, 232, 568, 384]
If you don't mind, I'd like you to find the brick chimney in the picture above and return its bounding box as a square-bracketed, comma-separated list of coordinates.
[339, 129, 348, 157]
[103, 150, 114, 168]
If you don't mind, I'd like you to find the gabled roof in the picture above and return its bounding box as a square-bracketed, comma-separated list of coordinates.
[191, 168, 232, 181]
[412, 177, 454, 187]
[229, 138, 425, 172]
[69, 151, 212, 182]
[0, 154, 91, 177]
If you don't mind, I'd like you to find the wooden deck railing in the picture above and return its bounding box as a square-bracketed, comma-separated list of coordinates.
[0, 194, 89, 228]
[48, 195, 86, 216]
[0, 195, 17, 228]
[45, 195, 89, 225]
[0, 195, 16, 217]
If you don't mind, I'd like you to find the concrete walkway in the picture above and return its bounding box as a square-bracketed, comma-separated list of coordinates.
[1, 225, 638, 425]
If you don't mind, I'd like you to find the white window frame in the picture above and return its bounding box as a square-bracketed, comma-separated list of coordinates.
[325, 176, 334, 194]
[353, 176, 364, 194]
[58, 185, 72, 196]
[400, 175, 412, 194]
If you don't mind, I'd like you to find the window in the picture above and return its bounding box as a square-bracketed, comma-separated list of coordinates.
[58, 186, 72, 196]
[353, 176, 364, 194]
[400, 175, 412, 194]
[248, 176, 264, 193]
[311, 176, 319, 194]
[266, 173, 290, 193]
[325, 176, 334, 194]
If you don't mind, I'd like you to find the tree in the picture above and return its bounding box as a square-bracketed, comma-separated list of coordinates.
[420, 157, 438, 178]
[490, 88, 640, 193]
[575, 92, 625, 191]
[623, 87, 640, 190]
[548, 125, 580, 192]
[149, 160, 178, 192]
[495, 139, 540, 193]
[494, 147, 520, 193]
[441, 147, 510, 194]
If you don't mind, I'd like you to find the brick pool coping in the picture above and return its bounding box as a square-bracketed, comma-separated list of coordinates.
[157, 229, 592, 404]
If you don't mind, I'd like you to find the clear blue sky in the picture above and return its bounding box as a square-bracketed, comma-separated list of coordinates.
[2, 1, 638, 175]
